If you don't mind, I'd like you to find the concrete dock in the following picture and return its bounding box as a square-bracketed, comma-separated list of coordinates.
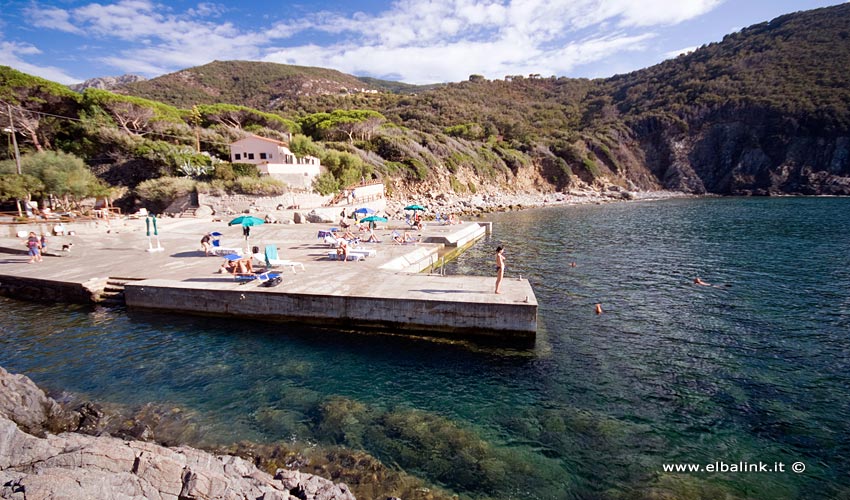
[0, 217, 537, 340]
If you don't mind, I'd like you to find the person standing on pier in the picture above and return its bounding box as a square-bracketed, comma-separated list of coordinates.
[495, 246, 505, 294]
[26, 232, 42, 263]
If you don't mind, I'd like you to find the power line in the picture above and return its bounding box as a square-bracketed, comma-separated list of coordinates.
[2, 101, 240, 148]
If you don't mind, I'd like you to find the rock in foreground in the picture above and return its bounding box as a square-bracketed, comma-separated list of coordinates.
[0, 366, 355, 500]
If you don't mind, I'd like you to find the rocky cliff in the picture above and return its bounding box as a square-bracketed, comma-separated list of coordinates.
[69, 74, 147, 92]
[631, 107, 850, 196]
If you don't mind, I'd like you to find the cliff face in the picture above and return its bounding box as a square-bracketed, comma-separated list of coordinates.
[630, 108, 850, 196]
[68, 74, 147, 92]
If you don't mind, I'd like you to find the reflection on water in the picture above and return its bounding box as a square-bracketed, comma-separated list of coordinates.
[2, 197, 850, 499]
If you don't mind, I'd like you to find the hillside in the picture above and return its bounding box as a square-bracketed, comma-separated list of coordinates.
[3, 3, 850, 207]
[117, 60, 380, 109]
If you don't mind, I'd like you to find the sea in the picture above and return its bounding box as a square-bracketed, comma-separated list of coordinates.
[2, 196, 848, 499]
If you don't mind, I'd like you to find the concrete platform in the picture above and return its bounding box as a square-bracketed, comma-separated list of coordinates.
[0, 217, 537, 339]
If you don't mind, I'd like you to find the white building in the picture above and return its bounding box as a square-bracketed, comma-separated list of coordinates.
[229, 135, 322, 190]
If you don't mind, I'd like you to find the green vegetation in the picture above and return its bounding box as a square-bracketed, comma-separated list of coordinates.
[2, 3, 850, 207]
[135, 176, 197, 207]
[449, 175, 466, 193]
[0, 151, 107, 210]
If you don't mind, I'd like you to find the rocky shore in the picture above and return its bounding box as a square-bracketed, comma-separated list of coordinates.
[0, 366, 356, 500]
[384, 188, 693, 220]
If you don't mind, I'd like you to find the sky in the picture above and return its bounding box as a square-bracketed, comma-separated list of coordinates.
[0, 0, 846, 86]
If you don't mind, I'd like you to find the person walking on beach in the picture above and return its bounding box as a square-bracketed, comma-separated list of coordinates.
[200, 233, 213, 256]
[495, 246, 505, 294]
[26, 232, 42, 263]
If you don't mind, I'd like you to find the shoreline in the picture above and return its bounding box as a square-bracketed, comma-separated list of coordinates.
[384, 188, 697, 219]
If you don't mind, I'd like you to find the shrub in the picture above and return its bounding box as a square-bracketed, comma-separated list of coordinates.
[405, 158, 429, 181]
[312, 172, 339, 196]
[583, 155, 601, 177]
[135, 177, 197, 207]
[444, 123, 485, 140]
[449, 175, 466, 193]
[232, 163, 260, 178]
[213, 163, 237, 181]
[231, 176, 287, 196]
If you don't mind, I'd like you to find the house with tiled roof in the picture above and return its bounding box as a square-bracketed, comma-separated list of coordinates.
[229, 135, 322, 190]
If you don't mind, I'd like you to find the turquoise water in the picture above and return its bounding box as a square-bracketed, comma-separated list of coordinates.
[2, 197, 849, 499]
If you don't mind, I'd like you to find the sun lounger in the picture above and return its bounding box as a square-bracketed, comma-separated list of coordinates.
[327, 251, 365, 261]
[255, 245, 305, 273]
[211, 238, 243, 256]
[326, 248, 376, 260]
[233, 273, 258, 283]
[213, 246, 243, 257]
[234, 271, 282, 286]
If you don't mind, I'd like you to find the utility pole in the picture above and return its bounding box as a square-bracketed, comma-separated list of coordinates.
[7, 104, 22, 175]
[7, 104, 24, 216]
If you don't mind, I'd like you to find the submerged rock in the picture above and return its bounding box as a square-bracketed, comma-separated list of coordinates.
[0, 366, 356, 500]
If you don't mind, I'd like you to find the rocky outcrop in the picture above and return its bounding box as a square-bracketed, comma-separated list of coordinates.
[0, 366, 355, 500]
[0, 366, 78, 436]
[68, 74, 147, 92]
[633, 108, 850, 196]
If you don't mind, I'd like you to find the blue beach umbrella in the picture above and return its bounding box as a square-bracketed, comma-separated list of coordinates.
[404, 204, 426, 211]
[353, 207, 375, 215]
[228, 215, 265, 227]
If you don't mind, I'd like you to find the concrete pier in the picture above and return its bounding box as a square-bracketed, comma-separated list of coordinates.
[0, 217, 537, 339]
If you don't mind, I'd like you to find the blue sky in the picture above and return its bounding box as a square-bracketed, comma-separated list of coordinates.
[0, 0, 846, 85]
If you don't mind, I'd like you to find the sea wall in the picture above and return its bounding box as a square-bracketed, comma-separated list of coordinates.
[0, 275, 102, 304]
[124, 278, 537, 339]
[198, 192, 332, 215]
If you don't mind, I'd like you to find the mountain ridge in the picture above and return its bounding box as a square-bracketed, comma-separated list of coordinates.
[2, 3, 849, 203]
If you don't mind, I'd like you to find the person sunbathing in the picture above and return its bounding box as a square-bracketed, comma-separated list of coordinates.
[337, 239, 349, 262]
[220, 257, 254, 275]
[363, 229, 381, 243]
[393, 231, 417, 244]
[237, 258, 254, 274]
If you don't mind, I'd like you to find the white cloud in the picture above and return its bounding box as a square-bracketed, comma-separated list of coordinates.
[0, 41, 81, 84]
[663, 45, 698, 59]
[188, 2, 227, 18]
[14, 0, 725, 84]
[26, 6, 85, 34]
[613, 0, 726, 27]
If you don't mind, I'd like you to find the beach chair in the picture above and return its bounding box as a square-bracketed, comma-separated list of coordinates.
[261, 244, 305, 273]
[233, 273, 258, 284]
[210, 232, 243, 256]
[323, 234, 340, 247]
[234, 271, 282, 286]
[327, 250, 365, 261]
[257, 271, 283, 287]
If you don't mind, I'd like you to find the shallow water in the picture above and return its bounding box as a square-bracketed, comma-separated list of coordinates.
[2, 197, 849, 499]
